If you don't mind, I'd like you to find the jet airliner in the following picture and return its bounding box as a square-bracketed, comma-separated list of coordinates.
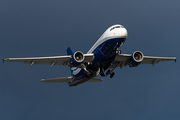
[4, 24, 176, 86]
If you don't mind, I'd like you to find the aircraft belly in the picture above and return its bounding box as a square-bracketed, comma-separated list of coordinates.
[92, 38, 125, 69]
[69, 38, 126, 86]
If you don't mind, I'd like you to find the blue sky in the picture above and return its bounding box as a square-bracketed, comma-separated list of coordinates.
[0, 0, 180, 119]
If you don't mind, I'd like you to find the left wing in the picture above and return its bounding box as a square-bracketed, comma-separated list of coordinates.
[109, 53, 176, 68]
[4, 56, 71, 67]
[4, 54, 94, 67]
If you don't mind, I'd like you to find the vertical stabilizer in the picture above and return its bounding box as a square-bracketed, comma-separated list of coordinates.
[67, 47, 73, 55]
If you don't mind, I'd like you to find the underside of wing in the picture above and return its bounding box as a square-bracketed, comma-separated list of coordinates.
[4, 56, 71, 67]
[141, 56, 176, 66]
[4, 54, 94, 67]
[109, 53, 176, 68]
[109, 54, 131, 68]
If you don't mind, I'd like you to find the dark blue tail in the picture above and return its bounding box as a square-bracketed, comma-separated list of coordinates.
[67, 47, 73, 55]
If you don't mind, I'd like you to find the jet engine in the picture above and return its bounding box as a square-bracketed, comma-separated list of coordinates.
[129, 51, 144, 67]
[69, 51, 84, 67]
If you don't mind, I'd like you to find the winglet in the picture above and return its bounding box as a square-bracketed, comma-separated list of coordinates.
[67, 47, 74, 55]
[175, 58, 177, 63]
[2, 59, 5, 64]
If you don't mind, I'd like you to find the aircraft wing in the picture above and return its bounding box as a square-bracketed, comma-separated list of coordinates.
[4, 54, 94, 67]
[109, 54, 176, 68]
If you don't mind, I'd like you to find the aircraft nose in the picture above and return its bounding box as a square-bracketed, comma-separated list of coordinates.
[119, 28, 128, 38]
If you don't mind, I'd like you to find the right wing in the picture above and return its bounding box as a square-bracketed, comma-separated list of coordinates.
[109, 53, 176, 68]
[4, 54, 94, 67]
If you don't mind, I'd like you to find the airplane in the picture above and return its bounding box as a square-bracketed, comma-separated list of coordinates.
[4, 24, 176, 87]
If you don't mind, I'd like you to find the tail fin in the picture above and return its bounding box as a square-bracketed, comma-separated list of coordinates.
[67, 47, 73, 55]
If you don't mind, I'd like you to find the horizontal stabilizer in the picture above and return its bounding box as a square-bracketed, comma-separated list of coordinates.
[40, 77, 72, 83]
[88, 78, 103, 82]
[40, 77, 103, 83]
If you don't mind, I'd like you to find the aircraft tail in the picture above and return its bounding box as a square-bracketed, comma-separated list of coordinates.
[40, 77, 72, 83]
[67, 47, 73, 55]
[40, 77, 103, 83]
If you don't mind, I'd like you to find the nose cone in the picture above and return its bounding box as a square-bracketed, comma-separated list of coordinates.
[118, 28, 128, 38]
[106, 25, 128, 39]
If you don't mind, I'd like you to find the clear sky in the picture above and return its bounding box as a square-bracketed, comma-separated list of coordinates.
[0, 0, 180, 120]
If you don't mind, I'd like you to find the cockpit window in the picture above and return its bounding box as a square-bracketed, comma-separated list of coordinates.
[110, 25, 124, 31]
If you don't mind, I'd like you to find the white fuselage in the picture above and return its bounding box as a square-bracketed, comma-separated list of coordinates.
[69, 25, 128, 86]
[87, 24, 127, 54]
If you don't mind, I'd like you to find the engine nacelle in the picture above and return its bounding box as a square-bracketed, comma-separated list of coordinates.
[69, 51, 84, 67]
[129, 51, 144, 67]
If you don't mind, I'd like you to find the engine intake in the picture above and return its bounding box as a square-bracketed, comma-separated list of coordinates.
[74, 51, 84, 62]
[70, 51, 84, 67]
[129, 51, 144, 67]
